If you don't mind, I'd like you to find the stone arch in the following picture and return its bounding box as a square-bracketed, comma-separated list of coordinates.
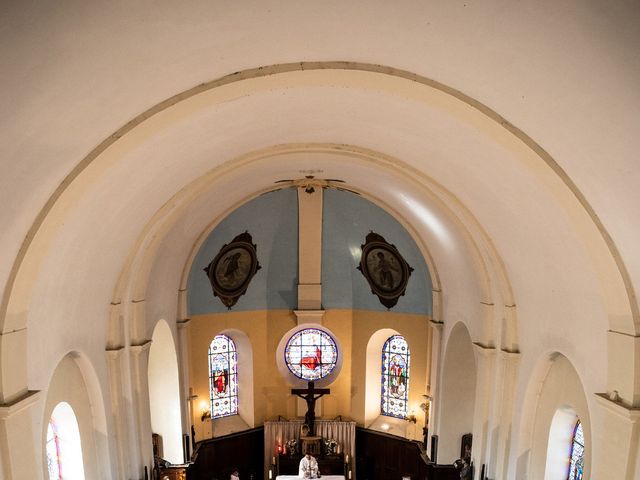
[2, 61, 630, 347]
[43, 352, 112, 479]
[516, 352, 591, 480]
[438, 322, 477, 464]
[148, 319, 183, 463]
[5, 62, 634, 402]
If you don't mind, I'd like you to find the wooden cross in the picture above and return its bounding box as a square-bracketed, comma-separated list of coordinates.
[291, 381, 330, 437]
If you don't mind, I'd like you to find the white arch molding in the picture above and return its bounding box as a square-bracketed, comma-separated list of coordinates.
[2, 61, 633, 345]
[0, 60, 633, 480]
[4, 61, 633, 410]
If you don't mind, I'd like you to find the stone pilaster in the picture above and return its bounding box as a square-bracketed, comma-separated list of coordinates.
[294, 310, 325, 326]
[492, 349, 521, 479]
[130, 340, 153, 479]
[592, 393, 640, 479]
[177, 317, 192, 452]
[427, 319, 443, 457]
[105, 346, 132, 479]
[0, 390, 41, 479]
[471, 343, 497, 480]
[297, 186, 323, 310]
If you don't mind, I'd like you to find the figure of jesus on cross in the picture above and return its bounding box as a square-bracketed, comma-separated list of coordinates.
[291, 381, 330, 437]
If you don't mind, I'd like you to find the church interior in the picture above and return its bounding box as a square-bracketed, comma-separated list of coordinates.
[1, 1, 639, 479]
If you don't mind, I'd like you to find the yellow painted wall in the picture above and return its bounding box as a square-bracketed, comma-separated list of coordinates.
[350, 309, 431, 438]
[188, 308, 431, 441]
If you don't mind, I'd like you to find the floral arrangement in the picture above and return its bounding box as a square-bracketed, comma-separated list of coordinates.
[324, 438, 338, 455]
[285, 438, 298, 456]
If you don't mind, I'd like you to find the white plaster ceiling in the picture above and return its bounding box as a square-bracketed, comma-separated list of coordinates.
[1, 1, 638, 397]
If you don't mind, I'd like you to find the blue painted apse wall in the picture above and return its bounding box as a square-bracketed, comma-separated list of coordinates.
[188, 189, 299, 314]
[322, 189, 432, 315]
[188, 188, 432, 315]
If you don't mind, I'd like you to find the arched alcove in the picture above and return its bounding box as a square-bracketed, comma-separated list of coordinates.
[43, 353, 109, 479]
[195, 328, 255, 438]
[148, 319, 183, 463]
[522, 353, 591, 480]
[364, 328, 404, 434]
[438, 322, 477, 463]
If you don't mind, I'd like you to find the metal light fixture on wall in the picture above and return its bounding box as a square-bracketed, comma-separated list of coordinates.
[200, 403, 211, 422]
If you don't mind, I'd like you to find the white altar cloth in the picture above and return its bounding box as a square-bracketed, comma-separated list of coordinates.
[276, 476, 345, 480]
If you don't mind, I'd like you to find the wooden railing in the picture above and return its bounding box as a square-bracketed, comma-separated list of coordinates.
[188, 426, 264, 480]
[355, 427, 429, 479]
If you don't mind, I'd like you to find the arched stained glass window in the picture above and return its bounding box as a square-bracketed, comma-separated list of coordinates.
[45, 402, 85, 480]
[567, 420, 584, 480]
[46, 421, 62, 479]
[381, 335, 410, 418]
[284, 328, 338, 381]
[208, 334, 238, 418]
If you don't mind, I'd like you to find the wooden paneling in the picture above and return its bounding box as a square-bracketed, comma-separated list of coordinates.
[355, 427, 428, 480]
[189, 427, 264, 480]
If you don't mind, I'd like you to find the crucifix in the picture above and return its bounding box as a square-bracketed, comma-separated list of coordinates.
[291, 381, 330, 437]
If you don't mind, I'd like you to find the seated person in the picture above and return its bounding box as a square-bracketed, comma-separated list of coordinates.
[298, 449, 320, 479]
[230, 467, 240, 480]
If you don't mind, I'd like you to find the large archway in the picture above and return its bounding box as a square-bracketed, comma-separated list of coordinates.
[148, 319, 183, 463]
[438, 322, 477, 463]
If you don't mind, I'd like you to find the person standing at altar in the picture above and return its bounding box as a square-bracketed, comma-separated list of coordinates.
[298, 449, 320, 479]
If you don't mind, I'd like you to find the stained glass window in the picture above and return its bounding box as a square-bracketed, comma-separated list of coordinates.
[46, 402, 84, 480]
[381, 335, 410, 418]
[284, 328, 338, 381]
[46, 421, 62, 480]
[208, 334, 238, 418]
[567, 420, 584, 480]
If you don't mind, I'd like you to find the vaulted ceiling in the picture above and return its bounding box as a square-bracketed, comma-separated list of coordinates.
[1, 2, 638, 400]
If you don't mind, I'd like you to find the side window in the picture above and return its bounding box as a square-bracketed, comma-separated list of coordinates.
[209, 334, 239, 417]
[381, 335, 410, 418]
[567, 420, 584, 480]
[45, 402, 85, 479]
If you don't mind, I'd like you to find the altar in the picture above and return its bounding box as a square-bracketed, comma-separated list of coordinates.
[276, 476, 345, 480]
[264, 419, 355, 478]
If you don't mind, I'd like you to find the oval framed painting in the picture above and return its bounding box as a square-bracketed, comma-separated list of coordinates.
[204, 231, 261, 309]
[357, 232, 413, 309]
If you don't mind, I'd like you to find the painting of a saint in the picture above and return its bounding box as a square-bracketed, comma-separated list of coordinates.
[204, 231, 261, 309]
[214, 247, 251, 290]
[358, 232, 413, 308]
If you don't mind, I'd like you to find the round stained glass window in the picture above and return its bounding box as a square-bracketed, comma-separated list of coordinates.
[284, 328, 339, 381]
